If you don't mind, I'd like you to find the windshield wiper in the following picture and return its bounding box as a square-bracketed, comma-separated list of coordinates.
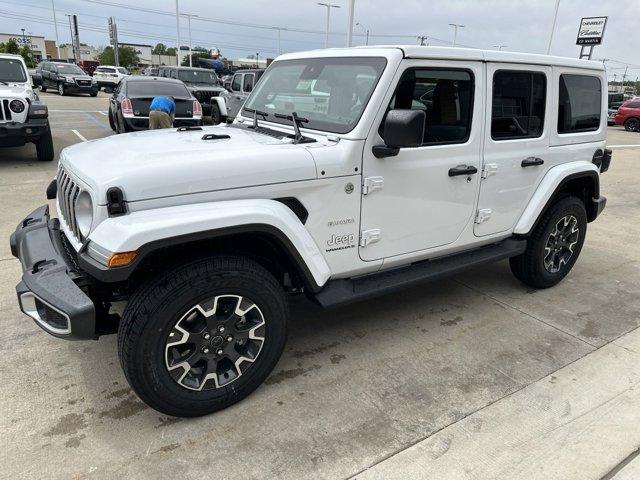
[274, 112, 309, 144]
[244, 107, 269, 129]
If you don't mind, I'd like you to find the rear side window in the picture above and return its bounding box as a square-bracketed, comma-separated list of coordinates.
[624, 101, 640, 109]
[98, 67, 116, 73]
[558, 74, 601, 133]
[492, 71, 546, 140]
[231, 74, 242, 91]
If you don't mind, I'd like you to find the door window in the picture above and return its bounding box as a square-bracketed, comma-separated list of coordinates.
[231, 74, 242, 92]
[382, 68, 474, 145]
[243, 74, 254, 93]
[558, 74, 601, 133]
[492, 71, 546, 140]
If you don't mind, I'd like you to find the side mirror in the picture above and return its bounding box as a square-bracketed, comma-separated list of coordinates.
[373, 109, 425, 158]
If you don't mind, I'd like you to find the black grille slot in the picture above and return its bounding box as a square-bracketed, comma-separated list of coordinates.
[2, 99, 11, 121]
[35, 299, 69, 330]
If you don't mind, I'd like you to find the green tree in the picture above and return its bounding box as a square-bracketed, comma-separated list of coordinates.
[152, 43, 167, 55]
[19, 45, 36, 68]
[181, 50, 212, 67]
[0, 39, 21, 54]
[98, 46, 139, 67]
[165, 47, 176, 57]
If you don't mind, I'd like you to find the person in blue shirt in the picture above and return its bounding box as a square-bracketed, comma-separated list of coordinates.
[148, 96, 176, 129]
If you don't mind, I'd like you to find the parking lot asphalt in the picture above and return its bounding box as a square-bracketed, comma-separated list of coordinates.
[1, 91, 639, 480]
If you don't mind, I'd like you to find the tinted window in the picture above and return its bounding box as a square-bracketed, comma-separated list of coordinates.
[243, 74, 254, 92]
[0, 58, 27, 82]
[97, 67, 116, 73]
[231, 74, 241, 91]
[382, 68, 474, 145]
[178, 69, 218, 84]
[624, 101, 640, 109]
[558, 74, 601, 133]
[126, 81, 189, 97]
[55, 64, 85, 75]
[492, 71, 546, 140]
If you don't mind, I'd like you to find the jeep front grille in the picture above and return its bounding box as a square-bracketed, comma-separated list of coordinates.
[57, 167, 83, 242]
[0, 99, 12, 121]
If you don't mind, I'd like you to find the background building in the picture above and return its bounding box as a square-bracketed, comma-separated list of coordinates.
[0, 32, 47, 61]
[118, 42, 152, 65]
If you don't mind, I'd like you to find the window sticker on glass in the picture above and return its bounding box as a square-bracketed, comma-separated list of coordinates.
[296, 80, 312, 90]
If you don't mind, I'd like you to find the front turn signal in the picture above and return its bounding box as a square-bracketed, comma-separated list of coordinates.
[107, 251, 138, 268]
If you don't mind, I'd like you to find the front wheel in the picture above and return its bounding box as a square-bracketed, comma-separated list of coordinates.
[510, 196, 587, 289]
[117, 256, 289, 417]
[57, 83, 66, 96]
[35, 128, 54, 161]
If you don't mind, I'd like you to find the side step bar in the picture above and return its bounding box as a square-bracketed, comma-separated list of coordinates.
[314, 238, 526, 308]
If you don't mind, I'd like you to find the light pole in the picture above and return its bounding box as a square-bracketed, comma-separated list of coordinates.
[493, 44, 508, 51]
[180, 13, 198, 67]
[417, 35, 428, 46]
[174, 0, 181, 65]
[346, 0, 355, 46]
[546, 0, 561, 54]
[274, 27, 282, 55]
[317, 3, 340, 49]
[51, 0, 61, 58]
[449, 23, 464, 47]
[256, 53, 259, 68]
[356, 22, 369, 45]
[65, 14, 75, 62]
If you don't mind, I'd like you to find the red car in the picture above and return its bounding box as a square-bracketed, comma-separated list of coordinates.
[614, 99, 640, 131]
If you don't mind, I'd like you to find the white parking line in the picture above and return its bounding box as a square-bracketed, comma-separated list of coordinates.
[98, 111, 108, 116]
[72, 129, 88, 142]
[49, 110, 106, 113]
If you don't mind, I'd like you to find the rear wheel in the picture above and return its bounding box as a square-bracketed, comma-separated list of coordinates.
[35, 128, 54, 162]
[108, 109, 116, 131]
[40, 83, 47, 93]
[117, 256, 288, 417]
[510, 196, 587, 288]
[624, 117, 640, 132]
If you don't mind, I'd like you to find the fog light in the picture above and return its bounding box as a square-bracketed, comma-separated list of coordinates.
[107, 251, 137, 268]
[25, 128, 32, 134]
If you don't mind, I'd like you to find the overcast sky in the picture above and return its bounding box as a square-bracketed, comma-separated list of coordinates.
[2, 0, 638, 77]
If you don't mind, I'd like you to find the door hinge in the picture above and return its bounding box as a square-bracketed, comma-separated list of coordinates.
[481, 163, 498, 179]
[362, 176, 384, 195]
[475, 209, 492, 224]
[360, 228, 381, 247]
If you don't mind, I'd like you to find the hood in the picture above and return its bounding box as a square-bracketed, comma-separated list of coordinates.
[0, 82, 32, 99]
[61, 125, 318, 204]
[187, 84, 226, 92]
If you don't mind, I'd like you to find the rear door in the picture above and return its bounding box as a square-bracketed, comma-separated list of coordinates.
[226, 73, 245, 119]
[474, 64, 551, 237]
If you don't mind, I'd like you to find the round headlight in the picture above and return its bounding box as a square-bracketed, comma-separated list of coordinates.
[9, 100, 25, 113]
[75, 191, 94, 238]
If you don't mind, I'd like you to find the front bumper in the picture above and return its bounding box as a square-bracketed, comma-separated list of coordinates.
[0, 117, 49, 147]
[10, 205, 96, 340]
[592, 196, 607, 219]
[64, 82, 98, 94]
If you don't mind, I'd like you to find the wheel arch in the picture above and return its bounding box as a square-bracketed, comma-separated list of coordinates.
[514, 163, 600, 236]
[211, 96, 228, 117]
[80, 199, 331, 292]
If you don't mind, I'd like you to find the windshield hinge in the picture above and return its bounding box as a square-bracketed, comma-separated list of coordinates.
[475, 209, 492, 224]
[362, 176, 384, 195]
[360, 229, 381, 247]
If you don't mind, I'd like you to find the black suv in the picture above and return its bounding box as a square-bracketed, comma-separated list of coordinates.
[157, 66, 224, 115]
[36, 61, 98, 96]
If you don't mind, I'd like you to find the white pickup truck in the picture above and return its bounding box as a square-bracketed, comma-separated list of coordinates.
[10, 46, 611, 417]
[0, 53, 53, 161]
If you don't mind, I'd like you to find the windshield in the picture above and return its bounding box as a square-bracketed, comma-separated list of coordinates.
[127, 81, 190, 98]
[56, 64, 85, 75]
[0, 58, 27, 83]
[243, 57, 386, 134]
[178, 69, 218, 84]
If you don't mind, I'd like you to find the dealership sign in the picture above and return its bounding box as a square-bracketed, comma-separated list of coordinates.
[576, 16, 607, 45]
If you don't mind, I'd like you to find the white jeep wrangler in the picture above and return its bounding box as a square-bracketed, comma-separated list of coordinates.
[11, 47, 611, 417]
[0, 54, 54, 161]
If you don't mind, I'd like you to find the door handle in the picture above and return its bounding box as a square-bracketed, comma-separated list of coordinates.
[521, 157, 544, 167]
[448, 165, 478, 177]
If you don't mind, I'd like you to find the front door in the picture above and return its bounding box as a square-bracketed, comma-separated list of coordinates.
[360, 60, 484, 261]
[474, 64, 551, 236]
[226, 73, 245, 119]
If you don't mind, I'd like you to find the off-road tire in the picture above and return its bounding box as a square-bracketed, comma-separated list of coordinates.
[117, 255, 289, 417]
[510, 196, 587, 289]
[210, 103, 221, 125]
[624, 117, 640, 132]
[35, 128, 55, 162]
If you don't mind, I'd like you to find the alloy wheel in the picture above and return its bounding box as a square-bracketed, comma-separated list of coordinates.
[625, 118, 640, 132]
[543, 215, 580, 273]
[165, 294, 266, 391]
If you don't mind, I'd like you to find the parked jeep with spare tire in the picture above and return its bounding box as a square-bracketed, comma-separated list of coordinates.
[10, 46, 611, 417]
[0, 53, 53, 161]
